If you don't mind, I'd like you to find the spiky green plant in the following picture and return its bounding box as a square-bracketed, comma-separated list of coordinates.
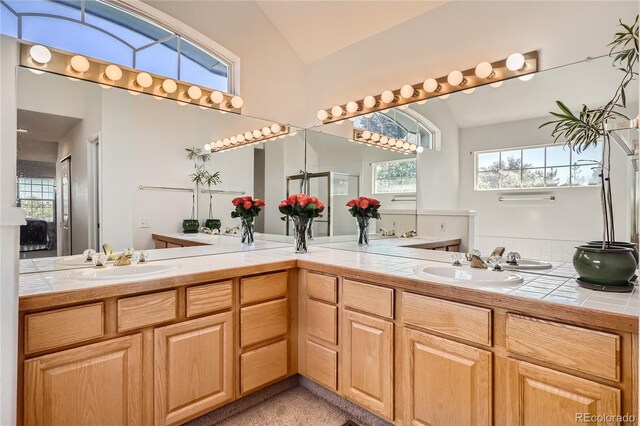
[540, 15, 638, 247]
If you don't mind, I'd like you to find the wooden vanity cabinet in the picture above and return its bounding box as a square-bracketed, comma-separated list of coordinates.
[24, 334, 143, 426]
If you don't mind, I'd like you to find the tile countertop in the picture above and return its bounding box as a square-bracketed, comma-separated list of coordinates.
[18, 238, 639, 320]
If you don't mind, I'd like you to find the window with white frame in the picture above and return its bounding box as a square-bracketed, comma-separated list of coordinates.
[475, 143, 602, 190]
[0, 0, 232, 91]
[17, 177, 56, 222]
[355, 110, 434, 150]
[372, 158, 417, 194]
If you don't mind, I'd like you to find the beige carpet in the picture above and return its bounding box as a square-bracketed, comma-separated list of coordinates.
[217, 387, 352, 426]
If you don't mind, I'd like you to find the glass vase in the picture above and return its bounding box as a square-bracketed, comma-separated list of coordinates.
[307, 217, 314, 240]
[357, 217, 370, 246]
[292, 216, 310, 254]
[240, 217, 255, 247]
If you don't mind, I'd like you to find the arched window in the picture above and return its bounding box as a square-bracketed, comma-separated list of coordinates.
[355, 109, 437, 150]
[0, 0, 233, 92]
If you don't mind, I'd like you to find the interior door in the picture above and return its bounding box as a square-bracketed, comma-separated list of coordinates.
[59, 156, 71, 255]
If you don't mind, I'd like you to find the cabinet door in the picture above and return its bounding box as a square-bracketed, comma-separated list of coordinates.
[506, 359, 620, 426]
[154, 312, 234, 426]
[24, 334, 142, 426]
[342, 310, 394, 420]
[401, 328, 492, 426]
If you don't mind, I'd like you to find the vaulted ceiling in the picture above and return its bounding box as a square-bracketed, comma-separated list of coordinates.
[255, 1, 447, 64]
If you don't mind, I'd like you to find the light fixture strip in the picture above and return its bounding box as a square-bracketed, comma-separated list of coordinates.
[211, 125, 290, 153]
[353, 129, 418, 155]
[20, 42, 243, 113]
[320, 51, 538, 124]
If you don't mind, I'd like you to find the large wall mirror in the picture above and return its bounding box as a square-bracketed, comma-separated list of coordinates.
[308, 55, 639, 261]
[16, 67, 304, 263]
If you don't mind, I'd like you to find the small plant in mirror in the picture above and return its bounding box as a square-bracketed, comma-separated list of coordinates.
[183, 147, 221, 233]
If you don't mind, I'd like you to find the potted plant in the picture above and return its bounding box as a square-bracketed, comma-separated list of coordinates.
[541, 15, 638, 289]
[231, 196, 265, 247]
[346, 197, 381, 246]
[183, 147, 210, 233]
[279, 194, 325, 254]
[203, 170, 222, 231]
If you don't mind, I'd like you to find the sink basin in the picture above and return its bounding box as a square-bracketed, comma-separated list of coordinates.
[501, 259, 552, 270]
[53, 255, 105, 269]
[414, 265, 523, 286]
[69, 263, 177, 281]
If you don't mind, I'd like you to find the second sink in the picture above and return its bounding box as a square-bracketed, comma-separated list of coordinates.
[414, 265, 524, 287]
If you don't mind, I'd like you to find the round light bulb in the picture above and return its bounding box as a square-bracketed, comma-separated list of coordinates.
[317, 109, 329, 121]
[395, 140, 404, 148]
[371, 133, 380, 142]
[416, 99, 428, 105]
[403, 142, 411, 149]
[29, 45, 52, 64]
[475, 62, 493, 79]
[409, 144, 417, 152]
[162, 79, 177, 94]
[245, 131, 254, 141]
[346, 101, 359, 113]
[104, 64, 123, 81]
[399, 104, 409, 110]
[361, 131, 372, 140]
[237, 134, 245, 143]
[271, 123, 282, 133]
[400, 84, 416, 99]
[363, 96, 377, 108]
[204, 143, 211, 151]
[223, 138, 231, 146]
[489, 81, 504, 88]
[519, 73, 535, 81]
[210, 90, 224, 104]
[215, 140, 224, 148]
[388, 138, 396, 146]
[187, 86, 202, 100]
[380, 136, 389, 144]
[253, 129, 262, 138]
[230, 136, 237, 144]
[416, 146, 425, 153]
[381, 90, 395, 104]
[136, 72, 153, 88]
[331, 105, 343, 117]
[439, 94, 450, 100]
[463, 88, 476, 94]
[70, 55, 90, 73]
[230, 96, 243, 108]
[423, 78, 440, 93]
[261, 127, 271, 136]
[447, 70, 464, 86]
[506, 53, 526, 71]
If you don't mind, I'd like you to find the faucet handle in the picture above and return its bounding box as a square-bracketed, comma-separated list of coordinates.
[451, 253, 463, 266]
[83, 249, 96, 262]
[488, 255, 504, 271]
[93, 253, 107, 268]
[506, 252, 521, 265]
[133, 250, 149, 263]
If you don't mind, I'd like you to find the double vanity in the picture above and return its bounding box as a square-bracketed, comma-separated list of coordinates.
[17, 239, 638, 426]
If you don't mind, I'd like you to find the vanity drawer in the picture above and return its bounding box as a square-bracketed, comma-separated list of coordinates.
[401, 292, 492, 346]
[305, 340, 338, 391]
[506, 314, 620, 381]
[25, 303, 104, 354]
[343, 279, 394, 319]
[117, 290, 177, 332]
[186, 281, 233, 317]
[307, 299, 338, 345]
[241, 298, 288, 347]
[307, 272, 337, 304]
[241, 339, 288, 393]
[241, 272, 288, 305]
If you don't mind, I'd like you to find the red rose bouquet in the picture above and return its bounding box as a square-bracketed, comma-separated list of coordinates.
[231, 196, 265, 246]
[278, 194, 325, 253]
[346, 197, 381, 246]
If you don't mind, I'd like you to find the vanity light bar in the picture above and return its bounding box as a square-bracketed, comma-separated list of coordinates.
[20, 43, 243, 113]
[206, 124, 290, 153]
[353, 129, 424, 155]
[318, 51, 538, 124]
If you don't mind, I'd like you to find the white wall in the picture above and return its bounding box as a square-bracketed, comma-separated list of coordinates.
[143, 0, 307, 126]
[458, 116, 631, 261]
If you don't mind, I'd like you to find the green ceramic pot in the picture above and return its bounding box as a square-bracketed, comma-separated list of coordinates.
[586, 241, 639, 265]
[573, 245, 637, 285]
[204, 219, 222, 231]
[182, 219, 200, 234]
